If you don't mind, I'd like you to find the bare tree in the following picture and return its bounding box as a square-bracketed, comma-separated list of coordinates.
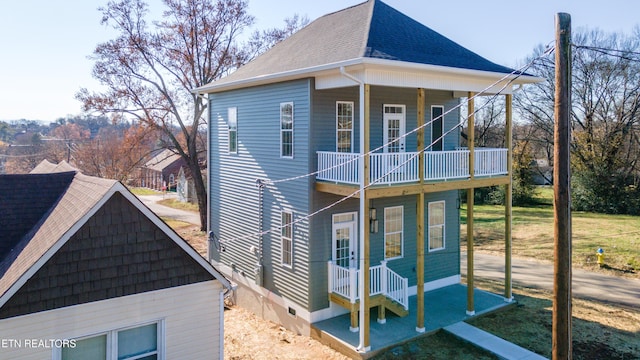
[517, 28, 640, 213]
[78, 0, 305, 230]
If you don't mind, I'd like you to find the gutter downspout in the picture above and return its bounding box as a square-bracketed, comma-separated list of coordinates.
[340, 67, 370, 352]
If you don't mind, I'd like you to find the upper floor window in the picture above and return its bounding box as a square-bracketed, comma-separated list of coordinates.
[228, 107, 238, 154]
[428, 201, 446, 251]
[281, 210, 293, 267]
[336, 101, 353, 153]
[384, 206, 404, 260]
[280, 102, 293, 158]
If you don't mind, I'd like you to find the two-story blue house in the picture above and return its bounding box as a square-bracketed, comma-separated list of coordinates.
[196, 0, 538, 355]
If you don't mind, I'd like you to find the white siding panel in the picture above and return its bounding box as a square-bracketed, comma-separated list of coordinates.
[0, 281, 222, 360]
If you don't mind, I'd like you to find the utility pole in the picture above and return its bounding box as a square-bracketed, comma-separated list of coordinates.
[553, 12, 572, 360]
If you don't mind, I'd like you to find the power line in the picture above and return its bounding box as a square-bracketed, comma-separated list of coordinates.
[573, 44, 640, 62]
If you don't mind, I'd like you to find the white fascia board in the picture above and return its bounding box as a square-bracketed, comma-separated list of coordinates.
[193, 56, 543, 94]
[192, 58, 365, 94]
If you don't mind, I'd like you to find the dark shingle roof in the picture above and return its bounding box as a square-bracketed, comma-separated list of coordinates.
[365, 1, 514, 74]
[0, 172, 76, 260]
[198, 0, 520, 91]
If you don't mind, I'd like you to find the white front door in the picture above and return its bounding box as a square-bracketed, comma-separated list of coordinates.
[383, 105, 406, 153]
[332, 212, 357, 269]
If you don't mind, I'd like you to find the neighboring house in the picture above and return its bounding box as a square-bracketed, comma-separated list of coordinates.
[140, 149, 186, 191]
[196, 0, 539, 355]
[176, 166, 198, 203]
[0, 164, 230, 359]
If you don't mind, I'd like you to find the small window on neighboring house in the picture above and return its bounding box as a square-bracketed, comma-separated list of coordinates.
[59, 322, 161, 360]
[228, 107, 238, 154]
[281, 210, 293, 267]
[384, 206, 403, 260]
[280, 102, 293, 158]
[429, 201, 446, 251]
[336, 101, 354, 153]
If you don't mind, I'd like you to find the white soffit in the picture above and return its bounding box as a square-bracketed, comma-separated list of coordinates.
[316, 66, 520, 94]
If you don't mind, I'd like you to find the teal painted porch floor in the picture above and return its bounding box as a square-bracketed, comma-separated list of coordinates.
[311, 284, 511, 356]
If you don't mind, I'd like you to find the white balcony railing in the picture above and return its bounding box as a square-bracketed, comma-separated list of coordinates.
[475, 148, 508, 177]
[316, 148, 507, 185]
[328, 260, 409, 310]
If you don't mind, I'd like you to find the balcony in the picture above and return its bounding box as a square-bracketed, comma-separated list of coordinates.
[317, 148, 507, 186]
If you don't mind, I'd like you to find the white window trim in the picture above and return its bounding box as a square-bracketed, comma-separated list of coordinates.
[336, 101, 354, 153]
[280, 102, 294, 158]
[430, 105, 444, 151]
[228, 107, 238, 154]
[384, 206, 404, 260]
[55, 320, 165, 360]
[281, 209, 293, 268]
[428, 200, 446, 252]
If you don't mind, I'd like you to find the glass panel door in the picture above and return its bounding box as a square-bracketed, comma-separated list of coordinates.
[332, 212, 357, 268]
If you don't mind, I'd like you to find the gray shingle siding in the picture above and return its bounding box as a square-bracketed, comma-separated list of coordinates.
[209, 79, 312, 308]
[0, 193, 213, 319]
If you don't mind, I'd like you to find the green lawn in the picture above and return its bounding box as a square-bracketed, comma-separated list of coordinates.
[461, 186, 640, 278]
[128, 187, 163, 196]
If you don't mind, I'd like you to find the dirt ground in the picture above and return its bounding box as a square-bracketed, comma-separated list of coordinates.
[176, 223, 640, 360]
[223, 305, 349, 360]
[176, 225, 349, 360]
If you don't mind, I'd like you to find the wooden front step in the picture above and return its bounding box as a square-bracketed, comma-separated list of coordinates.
[329, 292, 409, 330]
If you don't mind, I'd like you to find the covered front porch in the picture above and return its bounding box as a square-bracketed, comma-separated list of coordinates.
[312, 284, 511, 358]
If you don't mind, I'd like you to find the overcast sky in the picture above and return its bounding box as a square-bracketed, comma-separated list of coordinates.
[1, 0, 638, 122]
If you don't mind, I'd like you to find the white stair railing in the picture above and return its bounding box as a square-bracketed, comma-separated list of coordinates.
[328, 261, 409, 310]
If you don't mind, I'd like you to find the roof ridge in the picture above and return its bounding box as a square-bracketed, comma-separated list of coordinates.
[358, 0, 376, 57]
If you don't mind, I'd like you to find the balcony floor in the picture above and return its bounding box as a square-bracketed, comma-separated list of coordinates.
[311, 284, 511, 358]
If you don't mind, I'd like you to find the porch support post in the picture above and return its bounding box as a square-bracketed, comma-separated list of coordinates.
[505, 94, 514, 302]
[466, 93, 475, 316]
[416, 88, 426, 332]
[358, 83, 371, 352]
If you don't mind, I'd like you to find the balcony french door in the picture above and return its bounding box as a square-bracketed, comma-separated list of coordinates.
[383, 105, 406, 153]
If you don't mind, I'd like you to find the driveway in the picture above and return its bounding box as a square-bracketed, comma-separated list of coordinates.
[136, 193, 201, 226]
[462, 252, 640, 310]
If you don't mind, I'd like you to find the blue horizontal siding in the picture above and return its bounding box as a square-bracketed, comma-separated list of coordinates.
[209, 79, 312, 308]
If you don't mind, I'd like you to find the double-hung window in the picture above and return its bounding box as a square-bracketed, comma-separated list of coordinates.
[281, 210, 293, 267]
[384, 206, 403, 260]
[336, 101, 353, 153]
[59, 321, 161, 360]
[429, 201, 446, 251]
[228, 107, 238, 154]
[280, 102, 293, 158]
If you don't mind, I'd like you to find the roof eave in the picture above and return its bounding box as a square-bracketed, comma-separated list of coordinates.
[192, 58, 366, 94]
[193, 56, 543, 94]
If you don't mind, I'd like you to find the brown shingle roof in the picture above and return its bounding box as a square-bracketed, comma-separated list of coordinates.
[0, 172, 114, 299]
[143, 149, 183, 172]
[30, 159, 78, 174]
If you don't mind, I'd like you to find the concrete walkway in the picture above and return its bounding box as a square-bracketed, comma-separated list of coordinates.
[462, 252, 640, 310]
[136, 193, 201, 226]
[444, 322, 547, 360]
